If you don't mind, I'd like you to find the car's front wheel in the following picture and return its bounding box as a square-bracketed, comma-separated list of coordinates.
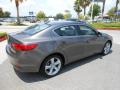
[102, 41, 112, 55]
[40, 55, 63, 77]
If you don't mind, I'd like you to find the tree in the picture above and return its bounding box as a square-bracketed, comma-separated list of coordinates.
[107, 7, 116, 19]
[4, 11, 11, 18]
[80, 14, 89, 20]
[102, 0, 106, 19]
[107, 7, 120, 19]
[36, 11, 46, 21]
[115, 0, 120, 20]
[0, 8, 4, 18]
[74, 0, 82, 19]
[78, 0, 91, 16]
[88, 4, 101, 20]
[11, 0, 26, 24]
[64, 13, 72, 20]
[64, 10, 72, 19]
[0, 8, 11, 18]
[56, 13, 64, 19]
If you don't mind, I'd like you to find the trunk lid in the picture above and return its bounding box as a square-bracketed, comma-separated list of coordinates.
[8, 32, 30, 44]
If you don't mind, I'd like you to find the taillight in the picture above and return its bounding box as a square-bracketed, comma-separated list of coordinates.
[12, 43, 38, 51]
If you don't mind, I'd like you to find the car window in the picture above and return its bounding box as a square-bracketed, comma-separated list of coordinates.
[77, 25, 96, 35]
[54, 25, 77, 36]
[22, 24, 50, 35]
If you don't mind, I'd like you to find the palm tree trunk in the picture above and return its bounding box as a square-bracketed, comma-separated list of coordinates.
[84, 7, 86, 20]
[77, 12, 80, 20]
[16, 5, 20, 24]
[115, 0, 119, 21]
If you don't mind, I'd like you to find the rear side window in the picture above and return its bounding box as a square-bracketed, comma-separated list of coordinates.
[54, 25, 77, 36]
[23, 24, 50, 35]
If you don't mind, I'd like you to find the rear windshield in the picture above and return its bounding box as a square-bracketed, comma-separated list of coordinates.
[23, 24, 51, 35]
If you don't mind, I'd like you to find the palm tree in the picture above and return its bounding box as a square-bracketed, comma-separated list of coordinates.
[102, 0, 106, 19]
[11, 0, 25, 24]
[115, 0, 120, 20]
[78, 0, 91, 16]
[74, 0, 82, 19]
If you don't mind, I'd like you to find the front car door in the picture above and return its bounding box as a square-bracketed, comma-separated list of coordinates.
[77, 25, 104, 57]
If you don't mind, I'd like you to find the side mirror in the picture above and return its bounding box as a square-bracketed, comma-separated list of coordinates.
[97, 32, 102, 37]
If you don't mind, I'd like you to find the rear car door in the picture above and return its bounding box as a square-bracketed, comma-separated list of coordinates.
[54, 25, 86, 63]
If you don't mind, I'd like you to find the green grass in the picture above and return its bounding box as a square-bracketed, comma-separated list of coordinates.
[91, 22, 120, 29]
[0, 32, 7, 37]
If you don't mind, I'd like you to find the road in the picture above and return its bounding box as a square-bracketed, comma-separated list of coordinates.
[0, 26, 120, 90]
[100, 30, 120, 44]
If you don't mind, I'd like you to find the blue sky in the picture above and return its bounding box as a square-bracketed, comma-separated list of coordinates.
[0, 0, 119, 17]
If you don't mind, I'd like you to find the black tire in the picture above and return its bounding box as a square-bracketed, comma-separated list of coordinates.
[102, 41, 112, 55]
[40, 55, 63, 78]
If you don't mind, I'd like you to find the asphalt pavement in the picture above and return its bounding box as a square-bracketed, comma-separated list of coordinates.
[0, 26, 120, 90]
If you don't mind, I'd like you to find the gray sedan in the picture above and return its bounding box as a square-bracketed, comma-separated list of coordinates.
[6, 21, 113, 77]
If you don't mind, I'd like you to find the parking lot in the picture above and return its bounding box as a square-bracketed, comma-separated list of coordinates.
[0, 26, 120, 90]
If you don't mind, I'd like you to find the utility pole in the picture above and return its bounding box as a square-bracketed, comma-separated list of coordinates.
[102, 0, 106, 20]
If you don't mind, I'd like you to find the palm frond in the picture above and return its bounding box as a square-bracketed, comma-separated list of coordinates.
[10, 0, 25, 3]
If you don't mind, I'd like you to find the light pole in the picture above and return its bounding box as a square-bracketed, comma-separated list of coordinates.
[91, 0, 95, 23]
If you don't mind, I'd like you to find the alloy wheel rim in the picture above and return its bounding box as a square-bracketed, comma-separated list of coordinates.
[104, 43, 111, 54]
[45, 57, 61, 76]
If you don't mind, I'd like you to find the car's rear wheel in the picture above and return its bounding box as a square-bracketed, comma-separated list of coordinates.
[102, 41, 112, 55]
[40, 55, 63, 77]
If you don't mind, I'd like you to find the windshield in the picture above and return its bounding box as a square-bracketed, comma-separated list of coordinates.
[23, 24, 51, 35]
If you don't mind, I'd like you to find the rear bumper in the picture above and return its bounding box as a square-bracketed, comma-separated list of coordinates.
[7, 55, 39, 72]
[6, 45, 42, 72]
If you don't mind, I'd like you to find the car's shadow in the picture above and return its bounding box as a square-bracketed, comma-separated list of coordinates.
[15, 51, 112, 83]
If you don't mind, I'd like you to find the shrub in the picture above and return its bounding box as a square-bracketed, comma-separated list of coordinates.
[0, 32, 7, 42]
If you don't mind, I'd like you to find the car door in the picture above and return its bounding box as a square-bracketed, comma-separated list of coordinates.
[77, 25, 104, 57]
[54, 25, 86, 63]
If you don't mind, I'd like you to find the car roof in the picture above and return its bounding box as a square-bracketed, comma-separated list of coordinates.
[46, 20, 86, 26]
